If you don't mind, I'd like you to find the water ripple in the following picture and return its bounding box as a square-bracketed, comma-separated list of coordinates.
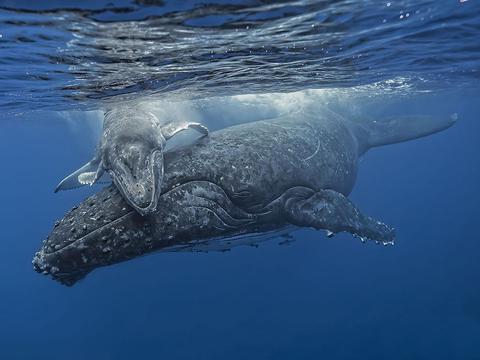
[0, 0, 479, 112]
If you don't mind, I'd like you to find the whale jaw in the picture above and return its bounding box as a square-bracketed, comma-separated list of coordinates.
[33, 249, 90, 286]
[32, 186, 156, 286]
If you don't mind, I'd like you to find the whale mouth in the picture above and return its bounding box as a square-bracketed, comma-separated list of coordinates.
[112, 149, 163, 215]
[32, 250, 91, 286]
[33, 205, 152, 286]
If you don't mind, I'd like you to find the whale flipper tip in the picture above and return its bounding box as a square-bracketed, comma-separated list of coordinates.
[284, 188, 395, 245]
[54, 158, 102, 192]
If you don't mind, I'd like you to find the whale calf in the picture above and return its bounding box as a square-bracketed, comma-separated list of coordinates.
[55, 107, 208, 215]
[34, 109, 456, 285]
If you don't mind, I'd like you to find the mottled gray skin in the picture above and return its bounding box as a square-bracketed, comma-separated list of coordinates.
[98, 108, 165, 214]
[55, 107, 208, 215]
[34, 109, 456, 285]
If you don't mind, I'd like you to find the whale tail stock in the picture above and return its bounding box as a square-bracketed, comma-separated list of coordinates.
[354, 113, 458, 154]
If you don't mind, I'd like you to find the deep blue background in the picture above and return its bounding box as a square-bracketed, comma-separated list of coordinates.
[0, 89, 479, 359]
[1, 0, 480, 358]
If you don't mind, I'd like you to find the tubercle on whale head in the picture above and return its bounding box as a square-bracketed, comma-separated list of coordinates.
[32, 186, 157, 286]
[32, 250, 89, 287]
[33, 179, 255, 286]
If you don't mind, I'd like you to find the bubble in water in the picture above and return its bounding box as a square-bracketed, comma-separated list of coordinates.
[326, 230, 335, 238]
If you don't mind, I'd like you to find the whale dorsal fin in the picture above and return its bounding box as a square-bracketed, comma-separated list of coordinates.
[54, 156, 105, 192]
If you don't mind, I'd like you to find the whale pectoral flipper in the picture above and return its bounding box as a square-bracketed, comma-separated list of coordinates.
[285, 189, 395, 244]
[162, 122, 209, 141]
[186, 123, 209, 136]
[163, 122, 209, 153]
[54, 157, 103, 193]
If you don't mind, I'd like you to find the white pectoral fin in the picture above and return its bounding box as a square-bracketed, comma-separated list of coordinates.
[162, 121, 208, 139]
[163, 122, 209, 153]
[54, 159, 103, 192]
[186, 123, 209, 137]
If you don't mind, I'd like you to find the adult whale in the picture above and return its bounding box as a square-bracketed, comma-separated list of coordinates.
[33, 108, 456, 285]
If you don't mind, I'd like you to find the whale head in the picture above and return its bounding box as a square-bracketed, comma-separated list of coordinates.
[103, 109, 166, 215]
[107, 139, 164, 215]
[33, 181, 252, 286]
[32, 187, 155, 286]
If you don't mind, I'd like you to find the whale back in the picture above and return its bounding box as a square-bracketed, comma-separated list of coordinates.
[162, 111, 360, 210]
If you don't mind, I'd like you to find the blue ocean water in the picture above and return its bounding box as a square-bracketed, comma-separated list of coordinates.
[0, 1, 479, 359]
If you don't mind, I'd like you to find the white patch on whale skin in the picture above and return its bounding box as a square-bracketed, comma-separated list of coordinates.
[77, 172, 97, 186]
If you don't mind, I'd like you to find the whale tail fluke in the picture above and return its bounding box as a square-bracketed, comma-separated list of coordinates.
[357, 113, 457, 152]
